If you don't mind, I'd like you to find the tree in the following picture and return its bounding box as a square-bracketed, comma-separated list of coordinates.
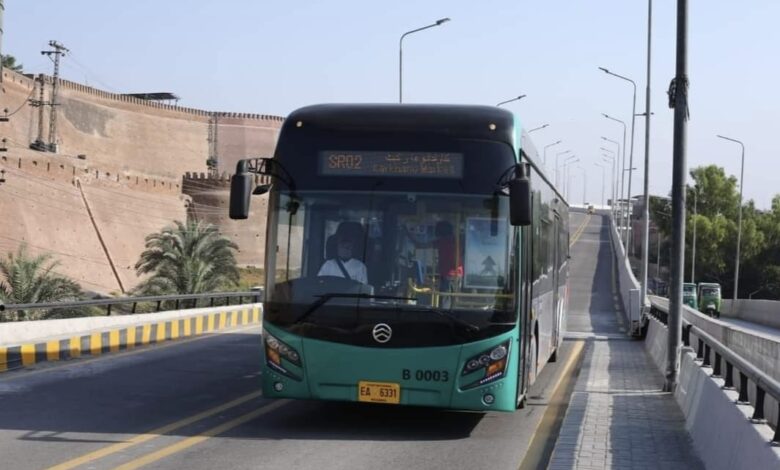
[0, 245, 82, 320]
[1, 55, 24, 72]
[134, 220, 239, 296]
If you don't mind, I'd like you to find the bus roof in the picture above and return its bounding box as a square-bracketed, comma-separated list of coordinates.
[285, 104, 517, 149]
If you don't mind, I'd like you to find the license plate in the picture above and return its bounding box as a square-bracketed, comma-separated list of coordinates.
[357, 381, 401, 404]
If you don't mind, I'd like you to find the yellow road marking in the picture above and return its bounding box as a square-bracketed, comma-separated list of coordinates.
[0, 348, 7, 372]
[46, 341, 60, 361]
[171, 319, 180, 340]
[69, 337, 81, 358]
[113, 400, 289, 470]
[1, 324, 261, 382]
[127, 326, 137, 349]
[155, 322, 166, 343]
[46, 389, 268, 470]
[569, 214, 592, 248]
[109, 330, 121, 352]
[141, 324, 152, 345]
[90, 333, 102, 356]
[518, 340, 586, 470]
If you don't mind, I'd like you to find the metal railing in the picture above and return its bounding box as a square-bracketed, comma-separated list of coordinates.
[648, 300, 780, 445]
[0, 290, 264, 317]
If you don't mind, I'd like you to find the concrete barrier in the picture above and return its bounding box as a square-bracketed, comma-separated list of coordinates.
[0, 304, 262, 373]
[644, 316, 780, 470]
[723, 299, 780, 330]
[608, 216, 646, 335]
[650, 295, 780, 382]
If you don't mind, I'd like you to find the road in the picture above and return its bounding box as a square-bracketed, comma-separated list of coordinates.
[0, 211, 606, 470]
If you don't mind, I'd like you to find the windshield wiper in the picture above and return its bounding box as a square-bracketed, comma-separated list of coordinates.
[293, 293, 415, 324]
[406, 306, 480, 334]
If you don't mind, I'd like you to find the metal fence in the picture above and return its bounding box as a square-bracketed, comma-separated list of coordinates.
[648, 301, 780, 445]
[0, 290, 264, 320]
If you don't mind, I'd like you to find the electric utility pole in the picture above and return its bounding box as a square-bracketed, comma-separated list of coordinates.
[42, 40, 69, 152]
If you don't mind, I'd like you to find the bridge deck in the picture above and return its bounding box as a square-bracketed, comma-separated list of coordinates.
[549, 212, 704, 469]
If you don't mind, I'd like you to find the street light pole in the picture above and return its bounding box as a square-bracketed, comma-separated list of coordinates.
[497, 95, 526, 107]
[543, 140, 562, 171]
[602, 117, 626, 213]
[399, 18, 451, 103]
[528, 124, 549, 133]
[640, 0, 654, 310]
[600, 69, 638, 255]
[555, 150, 572, 189]
[601, 149, 617, 217]
[563, 156, 578, 200]
[691, 186, 697, 283]
[595, 163, 606, 207]
[602, 154, 616, 216]
[717, 134, 745, 302]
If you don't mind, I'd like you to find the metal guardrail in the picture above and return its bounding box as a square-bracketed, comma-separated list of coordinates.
[0, 290, 264, 316]
[648, 299, 780, 445]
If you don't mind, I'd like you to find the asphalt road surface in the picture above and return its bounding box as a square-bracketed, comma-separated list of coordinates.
[0, 211, 609, 470]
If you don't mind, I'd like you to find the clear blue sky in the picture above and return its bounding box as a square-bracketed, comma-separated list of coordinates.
[5, 1, 779, 208]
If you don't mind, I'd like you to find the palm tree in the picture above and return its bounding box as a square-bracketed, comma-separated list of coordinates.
[1, 55, 24, 72]
[134, 220, 239, 295]
[0, 244, 82, 320]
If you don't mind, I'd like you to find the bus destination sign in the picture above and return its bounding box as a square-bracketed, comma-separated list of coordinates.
[320, 151, 464, 179]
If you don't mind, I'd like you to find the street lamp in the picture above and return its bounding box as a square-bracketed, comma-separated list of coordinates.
[528, 124, 549, 133]
[543, 140, 562, 170]
[555, 150, 572, 189]
[599, 67, 638, 235]
[717, 134, 745, 302]
[595, 163, 606, 207]
[399, 18, 451, 103]
[563, 156, 578, 200]
[578, 166, 588, 204]
[497, 95, 526, 107]
[602, 114, 628, 238]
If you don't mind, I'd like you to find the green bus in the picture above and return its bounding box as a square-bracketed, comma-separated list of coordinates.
[230, 104, 569, 412]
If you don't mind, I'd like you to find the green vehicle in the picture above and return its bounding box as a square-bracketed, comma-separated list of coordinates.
[229, 104, 570, 412]
[697, 282, 722, 318]
[683, 283, 698, 310]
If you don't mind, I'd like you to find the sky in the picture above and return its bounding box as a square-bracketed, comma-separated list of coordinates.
[4, 1, 779, 208]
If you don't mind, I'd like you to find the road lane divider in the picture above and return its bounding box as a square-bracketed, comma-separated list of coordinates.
[569, 214, 592, 248]
[0, 305, 262, 374]
[46, 389, 269, 470]
[113, 399, 290, 470]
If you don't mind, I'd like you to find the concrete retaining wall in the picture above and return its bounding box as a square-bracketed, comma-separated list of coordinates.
[608, 216, 644, 334]
[644, 317, 780, 469]
[723, 299, 780, 330]
[0, 304, 262, 373]
[650, 296, 780, 382]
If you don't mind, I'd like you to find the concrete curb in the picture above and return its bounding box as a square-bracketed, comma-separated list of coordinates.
[0, 304, 262, 373]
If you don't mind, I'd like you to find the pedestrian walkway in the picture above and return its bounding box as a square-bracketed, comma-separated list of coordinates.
[547, 336, 705, 470]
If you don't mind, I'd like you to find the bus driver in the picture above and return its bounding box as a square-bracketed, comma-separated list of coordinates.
[317, 221, 368, 284]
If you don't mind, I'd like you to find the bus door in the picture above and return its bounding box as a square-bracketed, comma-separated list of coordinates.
[551, 214, 562, 350]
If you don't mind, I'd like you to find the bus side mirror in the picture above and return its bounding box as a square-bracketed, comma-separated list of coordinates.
[509, 176, 532, 226]
[230, 171, 253, 220]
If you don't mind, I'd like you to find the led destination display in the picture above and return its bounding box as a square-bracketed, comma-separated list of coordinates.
[320, 151, 464, 178]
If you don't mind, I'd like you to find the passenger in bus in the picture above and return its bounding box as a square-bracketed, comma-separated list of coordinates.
[317, 221, 368, 284]
[405, 221, 463, 293]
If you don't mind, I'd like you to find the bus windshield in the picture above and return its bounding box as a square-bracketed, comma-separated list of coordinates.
[265, 190, 516, 336]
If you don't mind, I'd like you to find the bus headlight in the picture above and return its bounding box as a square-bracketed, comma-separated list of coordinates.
[461, 341, 510, 390]
[264, 330, 302, 381]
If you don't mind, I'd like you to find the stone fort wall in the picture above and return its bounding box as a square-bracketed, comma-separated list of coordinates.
[0, 69, 281, 294]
